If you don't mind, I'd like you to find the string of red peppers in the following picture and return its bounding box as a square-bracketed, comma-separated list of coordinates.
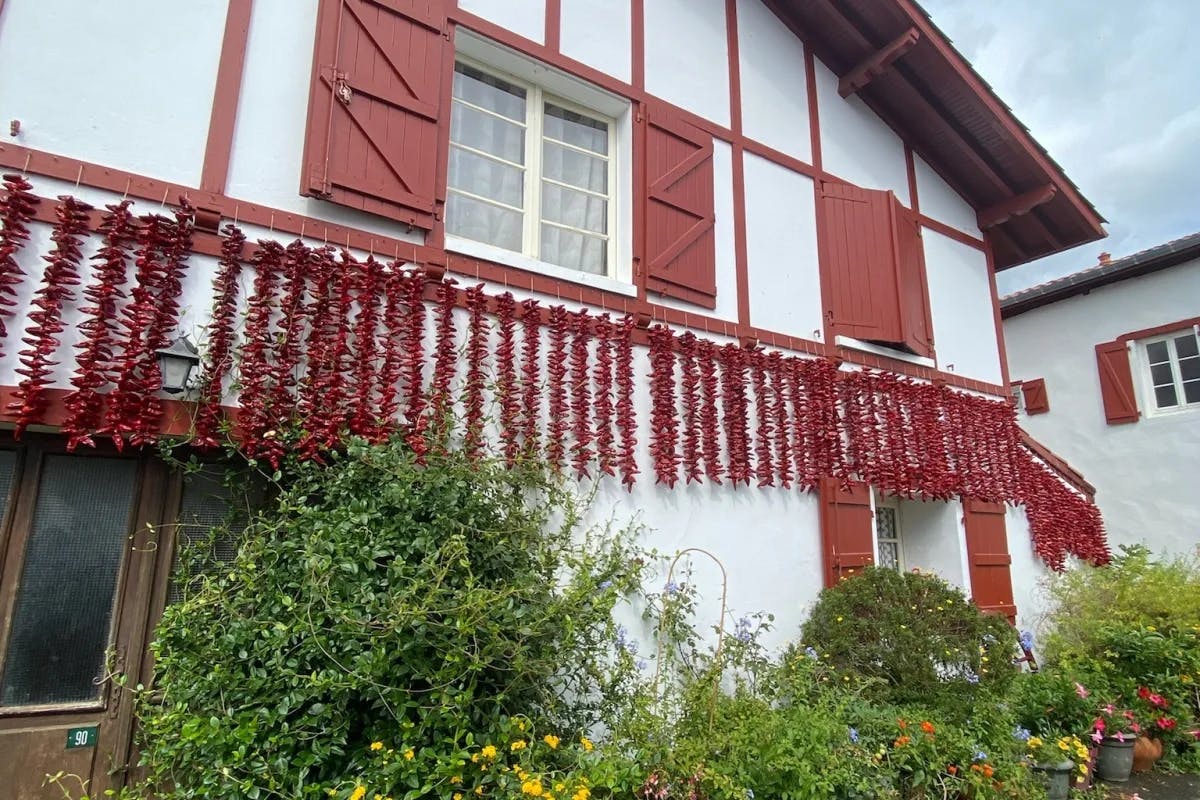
[750, 350, 775, 487]
[429, 278, 459, 440]
[494, 292, 519, 466]
[294, 247, 341, 461]
[348, 255, 383, 441]
[592, 314, 616, 478]
[568, 309, 593, 478]
[0, 174, 39, 357]
[519, 298, 542, 460]
[545, 305, 569, 472]
[400, 270, 429, 459]
[266, 241, 312, 447]
[677, 332, 703, 484]
[614, 314, 638, 490]
[647, 324, 680, 487]
[697, 339, 723, 484]
[192, 223, 245, 450]
[375, 266, 409, 442]
[236, 240, 284, 463]
[462, 284, 489, 460]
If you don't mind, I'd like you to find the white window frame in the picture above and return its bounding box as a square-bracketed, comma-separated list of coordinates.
[1137, 325, 1200, 417]
[872, 496, 905, 572]
[447, 32, 636, 298]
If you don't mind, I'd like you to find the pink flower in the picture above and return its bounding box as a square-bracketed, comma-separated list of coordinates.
[1104, 704, 1116, 714]
[1091, 730, 1104, 744]
[1132, 723, 1141, 733]
[1156, 718, 1176, 731]
[1150, 694, 1167, 709]
[1075, 682, 1090, 699]
[1123, 711, 1134, 720]
[1115, 732, 1126, 742]
[1138, 686, 1151, 700]
[1093, 718, 1106, 732]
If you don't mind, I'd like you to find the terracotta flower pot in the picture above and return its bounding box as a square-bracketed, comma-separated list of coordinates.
[1131, 735, 1163, 773]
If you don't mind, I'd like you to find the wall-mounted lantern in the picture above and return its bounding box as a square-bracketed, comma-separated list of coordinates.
[156, 335, 201, 394]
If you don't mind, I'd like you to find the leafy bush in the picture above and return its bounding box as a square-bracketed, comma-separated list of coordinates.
[138, 440, 648, 799]
[800, 568, 1017, 711]
[1011, 670, 1104, 739]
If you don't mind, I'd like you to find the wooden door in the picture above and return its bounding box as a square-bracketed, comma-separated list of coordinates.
[0, 436, 170, 799]
[962, 499, 1017, 623]
[819, 477, 875, 588]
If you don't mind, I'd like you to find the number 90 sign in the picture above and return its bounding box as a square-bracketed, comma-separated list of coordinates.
[66, 726, 98, 749]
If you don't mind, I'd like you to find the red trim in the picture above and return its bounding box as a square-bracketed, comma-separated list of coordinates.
[1020, 431, 1095, 497]
[0, 385, 237, 440]
[837, 27, 919, 97]
[631, 0, 644, 89]
[978, 184, 1057, 230]
[1117, 316, 1200, 344]
[920, 215, 985, 250]
[904, 145, 919, 212]
[725, 0, 751, 326]
[803, 43, 822, 172]
[984, 234, 1012, 388]
[744, 137, 819, 180]
[200, 0, 253, 194]
[544, 0, 561, 52]
[428, 18, 459, 251]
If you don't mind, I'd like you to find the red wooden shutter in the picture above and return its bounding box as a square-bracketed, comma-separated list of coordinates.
[1095, 340, 1139, 424]
[644, 105, 717, 309]
[962, 499, 1016, 623]
[893, 201, 934, 358]
[302, 0, 449, 230]
[818, 182, 905, 346]
[1020, 378, 1049, 414]
[819, 478, 875, 588]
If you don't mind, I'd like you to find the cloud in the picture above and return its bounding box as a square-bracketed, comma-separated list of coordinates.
[921, 0, 1200, 293]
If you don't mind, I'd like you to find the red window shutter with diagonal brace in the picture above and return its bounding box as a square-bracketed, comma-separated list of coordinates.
[819, 478, 875, 588]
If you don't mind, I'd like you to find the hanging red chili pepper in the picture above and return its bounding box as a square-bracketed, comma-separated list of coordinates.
[647, 324, 680, 487]
[696, 339, 723, 484]
[236, 239, 285, 462]
[63, 200, 135, 451]
[348, 255, 384, 441]
[614, 313, 638, 490]
[192, 223, 246, 450]
[592, 313, 616, 478]
[0, 174, 40, 359]
[767, 352, 793, 489]
[462, 283, 489, 460]
[294, 246, 342, 461]
[493, 292, 519, 465]
[267, 240, 312, 436]
[519, 298, 543, 460]
[787, 357, 813, 490]
[677, 332, 702, 484]
[720, 343, 750, 486]
[568, 309, 594, 478]
[320, 251, 359, 452]
[374, 265, 407, 440]
[545, 305, 570, 472]
[750, 350, 775, 487]
[9, 195, 91, 437]
[428, 277, 459, 444]
[400, 270, 430, 458]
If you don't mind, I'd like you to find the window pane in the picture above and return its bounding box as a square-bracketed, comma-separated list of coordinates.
[1150, 362, 1176, 386]
[0, 450, 17, 521]
[1175, 333, 1199, 359]
[449, 147, 524, 208]
[451, 103, 526, 164]
[169, 468, 249, 606]
[544, 103, 608, 154]
[1146, 340, 1170, 363]
[876, 507, 898, 540]
[453, 63, 526, 121]
[542, 141, 607, 193]
[1155, 384, 1178, 408]
[1185, 380, 1200, 405]
[1180, 356, 1200, 382]
[540, 224, 607, 274]
[447, 193, 523, 252]
[1, 456, 138, 706]
[878, 540, 900, 570]
[541, 182, 608, 234]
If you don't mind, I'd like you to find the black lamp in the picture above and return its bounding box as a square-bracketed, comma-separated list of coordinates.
[156, 335, 201, 394]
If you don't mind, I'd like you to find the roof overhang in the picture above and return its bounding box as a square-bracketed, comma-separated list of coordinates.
[765, 0, 1107, 269]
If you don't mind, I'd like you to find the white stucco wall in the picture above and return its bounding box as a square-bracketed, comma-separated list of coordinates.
[560, 0, 632, 83]
[898, 497, 970, 593]
[914, 155, 980, 239]
[0, 0, 227, 188]
[1004, 259, 1200, 557]
[459, 0, 546, 43]
[644, 0, 731, 128]
[1005, 503, 1054, 636]
[743, 154, 823, 341]
[924, 230, 1003, 385]
[736, 0, 811, 163]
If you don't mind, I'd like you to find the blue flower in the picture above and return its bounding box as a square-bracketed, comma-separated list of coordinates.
[1013, 726, 1032, 742]
[734, 617, 753, 643]
[636, 659, 648, 671]
[848, 727, 859, 743]
[804, 646, 819, 660]
[616, 625, 628, 647]
[965, 672, 980, 684]
[664, 581, 681, 596]
[1019, 630, 1035, 651]
[598, 580, 613, 591]
[973, 750, 987, 762]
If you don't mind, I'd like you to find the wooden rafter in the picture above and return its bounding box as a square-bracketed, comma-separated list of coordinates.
[977, 184, 1057, 229]
[838, 27, 919, 97]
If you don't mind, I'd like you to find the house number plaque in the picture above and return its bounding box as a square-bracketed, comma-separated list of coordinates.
[65, 725, 98, 749]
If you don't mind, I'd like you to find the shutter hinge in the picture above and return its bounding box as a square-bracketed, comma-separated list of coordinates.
[335, 72, 353, 106]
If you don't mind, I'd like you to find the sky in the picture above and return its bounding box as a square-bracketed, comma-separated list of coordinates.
[919, 0, 1200, 294]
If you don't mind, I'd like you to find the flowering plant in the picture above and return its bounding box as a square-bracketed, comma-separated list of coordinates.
[1135, 686, 1179, 737]
[1090, 703, 1140, 743]
[1025, 734, 1090, 774]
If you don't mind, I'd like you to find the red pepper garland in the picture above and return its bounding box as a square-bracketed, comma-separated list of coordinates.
[348, 255, 384, 440]
[493, 292, 519, 465]
[647, 324, 680, 487]
[462, 284, 489, 460]
[767, 352, 793, 489]
[63, 200, 136, 450]
[568, 309, 594, 478]
[428, 278, 459, 441]
[695, 339, 723, 484]
[750, 350, 775, 487]
[720, 343, 751, 486]
[267, 241, 312, 435]
[591, 314, 617, 478]
[192, 223, 246, 450]
[375, 267, 409, 440]
[294, 246, 342, 460]
[676, 332, 703, 484]
[0, 174, 40, 357]
[545, 305, 570, 472]
[9, 195, 91, 438]
[519, 298, 542, 459]
[787, 357, 813, 490]
[614, 313, 638, 490]
[400, 271, 429, 458]
[319, 252, 359, 452]
[236, 239, 285, 462]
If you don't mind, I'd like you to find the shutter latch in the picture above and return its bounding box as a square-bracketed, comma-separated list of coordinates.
[335, 72, 353, 106]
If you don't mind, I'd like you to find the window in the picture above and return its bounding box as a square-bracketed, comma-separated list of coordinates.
[447, 61, 616, 277]
[874, 503, 904, 571]
[1142, 329, 1200, 412]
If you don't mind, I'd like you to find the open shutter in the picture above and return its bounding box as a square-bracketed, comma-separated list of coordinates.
[962, 499, 1016, 623]
[1020, 378, 1049, 414]
[302, 0, 449, 230]
[818, 182, 905, 346]
[644, 106, 717, 308]
[1095, 340, 1139, 424]
[893, 202, 935, 358]
[819, 478, 875, 588]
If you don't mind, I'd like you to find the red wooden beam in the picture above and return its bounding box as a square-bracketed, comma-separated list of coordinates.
[838, 27, 919, 97]
[977, 184, 1057, 229]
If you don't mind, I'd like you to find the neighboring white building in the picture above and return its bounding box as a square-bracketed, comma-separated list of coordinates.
[1002, 234, 1200, 557]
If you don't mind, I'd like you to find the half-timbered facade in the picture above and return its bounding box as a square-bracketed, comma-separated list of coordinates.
[0, 1, 1110, 793]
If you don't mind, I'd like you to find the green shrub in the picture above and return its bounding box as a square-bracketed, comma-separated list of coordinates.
[138, 440, 648, 799]
[800, 568, 1017, 712]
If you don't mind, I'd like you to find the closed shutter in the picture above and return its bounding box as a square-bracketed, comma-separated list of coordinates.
[302, 0, 449, 230]
[893, 203, 934, 357]
[1095, 340, 1139, 424]
[819, 478, 875, 588]
[644, 105, 717, 309]
[962, 499, 1016, 623]
[1020, 378, 1049, 414]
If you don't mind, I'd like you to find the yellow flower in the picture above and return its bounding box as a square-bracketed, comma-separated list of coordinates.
[376, 795, 384, 800]
[517, 720, 527, 732]
[511, 740, 527, 752]
[555, 783, 566, 792]
[521, 779, 544, 797]
[471, 753, 480, 763]
[1147, 626, 1157, 632]
[370, 741, 384, 752]
[1057, 740, 1070, 751]
[451, 776, 462, 785]
[836, 616, 843, 622]
[454, 794, 464, 800]
[482, 745, 498, 760]
[573, 788, 591, 800]
[580, 737, 594, 752]
[1183, 674, 1194, 684]
[543, 734, 560, 749]
[403, 748, 415, 761]
[1027, 736, 1043, 750]
[350, 787, 367, 800]
[475, 789, 484, 796]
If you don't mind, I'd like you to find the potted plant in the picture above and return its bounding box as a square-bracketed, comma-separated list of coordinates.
[1090, 704, 1139, 782]
[1131, 685, 1176, 772]
[1026, 734, 1089, 800]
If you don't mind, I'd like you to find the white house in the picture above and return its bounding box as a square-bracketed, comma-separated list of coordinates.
[1002, 233, 1200, 558]
[0, 0, 1110, 793]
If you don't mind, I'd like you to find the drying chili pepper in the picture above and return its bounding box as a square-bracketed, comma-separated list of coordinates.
[614, 313, 638, 489]
[750, 350, 776, 487]
[591, 313, 616, 478]
[568, 309, 594, 478]
[63, 200, 135, 451]
[767, 352, 793, 489]
[462, 283, 489, 460]
[545, 305, 570, 472]
[519, 298, 543, 460]
[0, 174, 39, 359]
[266, 241, 312, 437]
[400, 270, 430, 457]
[696, 339, 723, 484]
[428, 277, 459, 444]
[677, 332, 702, 484]
[294, 246, 342, 461]
[719, 343, 750, 486]
[236, 239, 285, 462]
[373, 263, 408, 441]
[348, 255, 384, 441]
[10, 195, 91, 437]
[192, 223, 246, 450]
[647, 324, 680, 487]
[493, 292, 519, 465]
